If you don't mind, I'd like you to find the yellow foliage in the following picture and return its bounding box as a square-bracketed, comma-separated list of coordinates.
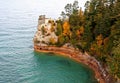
[63, 21, 70, 30]
[49, 37, 56, 44]
[90, 42, 103, 56]
[79, 26, 84, 34]
[96, 34, 103, 46]
[63, 21, 70, 36]
[76, 30, 80, 36]
[76, 26, 84, 36]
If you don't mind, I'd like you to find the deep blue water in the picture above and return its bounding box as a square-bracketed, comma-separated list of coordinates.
[0, 0, 98, 83]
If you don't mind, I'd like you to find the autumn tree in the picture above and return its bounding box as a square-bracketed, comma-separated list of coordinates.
[62, 21, 71, 41]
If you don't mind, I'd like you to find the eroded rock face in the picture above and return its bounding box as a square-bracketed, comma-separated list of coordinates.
[33, 15, 58, 46]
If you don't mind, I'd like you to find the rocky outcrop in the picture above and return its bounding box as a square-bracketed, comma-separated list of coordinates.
[33, 15, 58, 45]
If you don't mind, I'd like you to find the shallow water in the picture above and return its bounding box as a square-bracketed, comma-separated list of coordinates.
[0, 0, 98, 83]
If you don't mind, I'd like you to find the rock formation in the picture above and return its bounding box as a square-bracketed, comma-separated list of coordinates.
[33, 15, 58, 46]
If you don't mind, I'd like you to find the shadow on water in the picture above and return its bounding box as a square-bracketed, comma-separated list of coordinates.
[56, 60, 71, 67]
[33, 51, 71, 66]
[33, 51, 44, 56]
[46, 52, 55, 56]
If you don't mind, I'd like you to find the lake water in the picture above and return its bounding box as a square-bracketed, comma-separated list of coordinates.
[0, 0, 98, 83]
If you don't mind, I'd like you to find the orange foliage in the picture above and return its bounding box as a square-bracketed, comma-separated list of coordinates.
[76, 30, 80, 36]
[63, 21, 70, 36]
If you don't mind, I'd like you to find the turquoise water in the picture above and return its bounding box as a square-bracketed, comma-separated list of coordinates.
[0, 0, 98, 83]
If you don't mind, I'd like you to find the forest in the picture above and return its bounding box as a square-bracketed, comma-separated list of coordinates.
[54, 0, 120, 80]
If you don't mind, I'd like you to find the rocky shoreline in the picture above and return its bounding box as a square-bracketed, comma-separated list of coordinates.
[34, 44, 112, 83]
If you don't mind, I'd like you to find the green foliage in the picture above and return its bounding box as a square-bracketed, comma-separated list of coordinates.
[58, 0, 120, 79]
[57, 35, 65, 46]
[61, 0, 79, 19]
[55, 21, 63, 36]
[61, 11, 66, 20]
[69, 15, 80, 26]
[112, 39, 120, 55]
[107, 54, 120, 78]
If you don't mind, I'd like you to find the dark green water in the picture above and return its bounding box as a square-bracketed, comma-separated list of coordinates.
[0, 0, 98, 83]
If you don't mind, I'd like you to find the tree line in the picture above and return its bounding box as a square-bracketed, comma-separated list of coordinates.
[54, 0, 120, 81]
